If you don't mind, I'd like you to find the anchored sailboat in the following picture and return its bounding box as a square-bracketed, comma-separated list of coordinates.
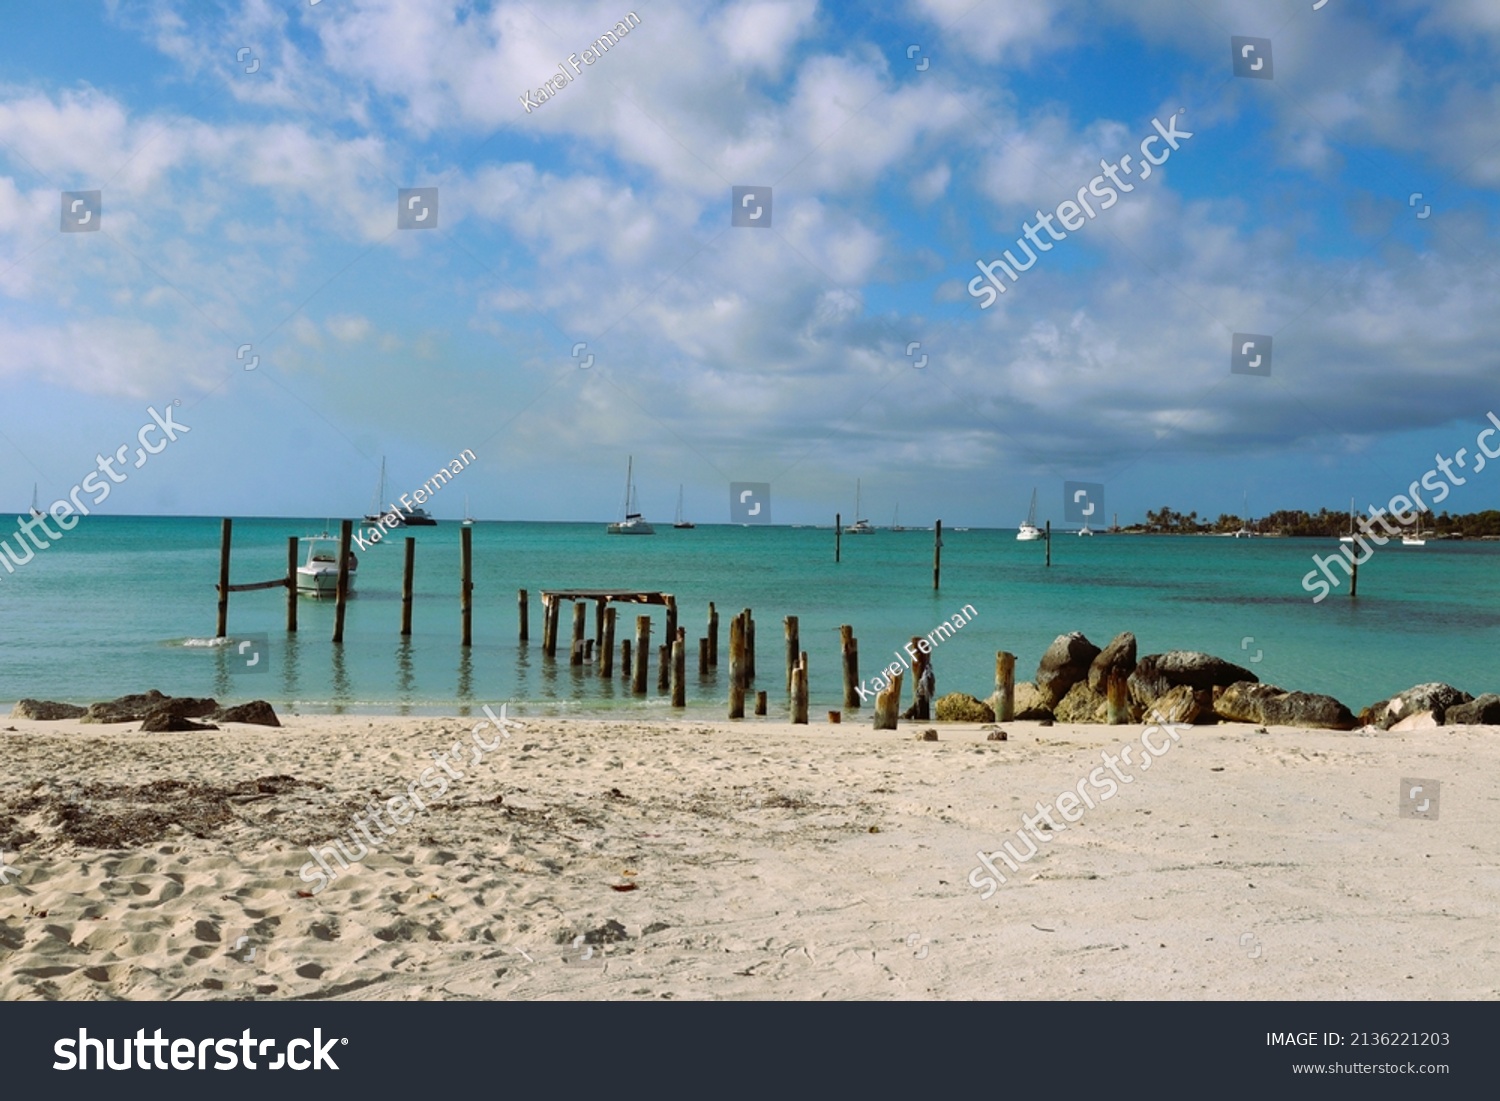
[1016, 488, 1043, 541]
[607, 456, 655, 534]
[28, 483, 42, 520]
[673, 485, 694, 529]
[1339, 497, 1356, 543]
[844, 479, 874, 534]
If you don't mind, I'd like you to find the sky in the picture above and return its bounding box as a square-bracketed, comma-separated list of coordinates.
[1, 0, 1498, 527]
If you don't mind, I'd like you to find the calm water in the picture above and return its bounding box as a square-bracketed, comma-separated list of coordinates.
[2, 516, 1497, 718]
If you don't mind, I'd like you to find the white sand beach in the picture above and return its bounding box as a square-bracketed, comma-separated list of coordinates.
[1, 713, 1496, 1001]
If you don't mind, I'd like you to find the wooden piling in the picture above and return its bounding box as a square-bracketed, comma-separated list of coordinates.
[995, 651, 1015, 721]
[755, 689, 767, 716]
[910, 636, 931, 721]
[835, 513, 841, 562]
[584, 639, 594, 662]
[1350, 556, 1359, 598]
[698, 636, 709, 675]
[215, 518, 232, 638]
[658, 644, 669, 691]
[874, 670, 903, 730]
[460, 524, 473, 648]
[594, 600, 605, 649]
[728, 613, 746, 718]
[542, 595, 560, 657]
[841, 625, 859, 708]
[601, 607, 616, 677]
[285, 536, 298, 633]
[708, 602, 719, 667]
[791, 653, 809, 724]
[784, 615, 799, 694]
[517, 588, 528, 643]
[672, 628, 686, 708]
[828, 711, 841, 724]
[665, 597, 677, 654]
[1045, 520, 1051, 567]
[933, 519, 942, 590]
[744, 608, 755, 681]
[1107, 666, 1129, 725]
[632, 615, 650, 694]
[621, 639, 632, 680]
[332, 519, 352, 644]
[570, 601, 586, 666]
[401, 537, 415, 636]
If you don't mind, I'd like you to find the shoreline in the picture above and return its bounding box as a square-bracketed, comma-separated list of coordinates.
[3, 712, 1497, 1000]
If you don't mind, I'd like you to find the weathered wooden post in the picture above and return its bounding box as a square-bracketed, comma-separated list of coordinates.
[728, 613, 746, 718]
[784, 615, 799, 694]
[594, 600, 605, 649]
[601, 607, 616, 677]
[570, 601, 586, 665]
[841, 625, 859, 708]
[754, 689, 767, 716]
[708, 602, 718, 667]
[791, 652, 809, 724]
[933, 519, 942, 590]
[286, 536, 298, 633]
[744, 607, 755, 681]
[332, 519, 353, 644]
[517, 588, 529, 643]
[460, 524, 473, 648]
[698, 637, 709, 675]
[621, 639, 632, 680]
[671, 628, 686, 708]
[401, 537, 415, 636]
[835, 513, 841, 562]
[995, 651, 1015, 721]
[874, 670, 903, 730]
[1045, 520, 1051, 567]
[658, 643, 669, 691]
[665, 596, 677, 654]
[541, 595, 558, 657]
[632, 615, 650, 694]
[1350, 556, 1359, 599]
[215, 518, 232, 638]
[1107, 666, 1129, 725]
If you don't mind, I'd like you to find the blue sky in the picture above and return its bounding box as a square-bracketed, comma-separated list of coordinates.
[1, 0, 1498, 526]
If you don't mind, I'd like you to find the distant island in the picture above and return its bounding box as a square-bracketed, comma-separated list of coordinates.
[1113, 507, 1500, 538]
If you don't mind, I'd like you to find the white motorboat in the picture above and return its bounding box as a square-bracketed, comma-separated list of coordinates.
[1016, 488, 1043, 541]
[844, 479, 875, 534]
[607, 456, 655, 534]
[296, 534, 358, 598]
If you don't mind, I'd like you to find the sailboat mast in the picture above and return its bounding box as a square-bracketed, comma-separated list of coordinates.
[622, 456, 633, 518]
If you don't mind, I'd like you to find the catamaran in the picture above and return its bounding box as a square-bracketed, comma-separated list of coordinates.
[844, 479, 875, 534]
[607, 456, 655, 534]
[1016, 488, 1043, 541]
[673, 485, 694, 529]
[295, 533, 358, 598]
[1233, 492, 1256, 538]
[1402, 510, 1426, 546]
[27, 484, 42, 520]
[365, 456, 435, 528]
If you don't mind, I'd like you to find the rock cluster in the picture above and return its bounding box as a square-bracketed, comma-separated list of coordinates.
[9, 690, 280, 730]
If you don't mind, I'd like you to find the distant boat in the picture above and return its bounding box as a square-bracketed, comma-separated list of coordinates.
[607, 456, 655, 535]
[1339, 496, 1356, 543]
[844, 479, 875, 534]
[296, 533, 358, 598]
[673, 485, 694, 529]
[1078, 522, 1093, 536]
[1016, 488, 1043, 541]
[1234, 491, 1256, 538]
[890, 504, 910, 532]
[1403, 509, 1426, 546]
[462, 495, 474, 527]
[27, 483, 42, 520]
[365, 456, 435, 527]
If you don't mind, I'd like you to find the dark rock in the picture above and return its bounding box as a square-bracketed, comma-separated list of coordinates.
[917, 729, 938, 741]
[1054, 681, 1107, 723]
[82, 691, 218, 724]
[1034, 633, 1101, 707]
[1129, 652, 1258, 709]
[1359, 683, 1473, 729]
[1146, 684, 1209, 725]
[1214, 681, 1356, 730]
[934, 692, 993, 722]
[1446, 693, 1500, 725]
[210, 701, 281, 727]
[986, 730, 1008, 741]
[1087, 632, 1137, 694]
[11, 699, 87, 720]
[139, 713, 220, 733]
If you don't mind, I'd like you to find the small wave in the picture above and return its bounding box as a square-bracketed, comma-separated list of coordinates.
[180, 636, 233, 648]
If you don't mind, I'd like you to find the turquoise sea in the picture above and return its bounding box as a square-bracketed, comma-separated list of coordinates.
[2, 516, 1498, 718]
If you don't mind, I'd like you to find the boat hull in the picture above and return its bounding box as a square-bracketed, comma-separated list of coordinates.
[1016, 525, 1043, 541]
[296, 567, 356, 598]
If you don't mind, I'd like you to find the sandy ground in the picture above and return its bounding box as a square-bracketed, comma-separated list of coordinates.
[1, 711, 1496, 1001]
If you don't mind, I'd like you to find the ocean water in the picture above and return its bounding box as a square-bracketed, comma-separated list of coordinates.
[2, 515, 1498, 718]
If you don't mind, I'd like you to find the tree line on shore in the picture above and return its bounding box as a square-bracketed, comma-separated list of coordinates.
[1129, 507, 1500, 537]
